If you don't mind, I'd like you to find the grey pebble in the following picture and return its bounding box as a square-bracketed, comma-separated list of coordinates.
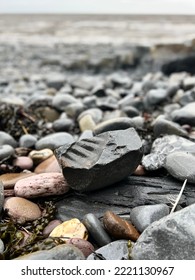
[87, 240, 130, 260]
[0, 131, 17, 148]
[0, 144, 15, 161]
[19, 134, 37, 148]
[165, 151, 195, 183]
[130, 204, 170, 233]
[52, 93, 78, 111]
[83, 213, 112, 247]
[131, 203, 195, 260]
[171, 102, 195, 126]
[35, 132, 74, 150]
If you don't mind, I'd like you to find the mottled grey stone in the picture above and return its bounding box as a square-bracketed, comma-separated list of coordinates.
[142, 135, 195, 170]
[131, 204, 195, 260]
[15, 244, 85, 260]
[144, 88, 168, 107]
[87, 240, 130, 260]
[0, 144, 15, 161]
[0, 131, 17, 148]
[19, 134, 37, 148]
[55, 128, 143, 192]
[130, 204, 170, 233]
[36, 132, 74, 150]
[165, 151, 195, 183]
[83, 213, 112, 247]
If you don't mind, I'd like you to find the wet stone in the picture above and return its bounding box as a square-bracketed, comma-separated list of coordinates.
[13, 156, 34, 170]
[153, 117, 187, 138]
[43, 220, 62, 237]
[0, 172, 35, 189]
[130, 204, 170, 233]
[29, 148, 53, 165]
[55, 128, 143, 192]
[131, 204, 195, 260]
[83, 213, 112, 247]
[52, 118, 74, 132]
[15, 244, 85, 260]
[87, 240, 130, 260]
[0, 145, 15, 161]
[103, 210, 140, 241]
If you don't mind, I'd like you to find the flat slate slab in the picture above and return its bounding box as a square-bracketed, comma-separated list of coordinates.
[56, 175, 195, 221]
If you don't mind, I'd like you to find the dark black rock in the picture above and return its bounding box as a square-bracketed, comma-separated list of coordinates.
[55, 128, 143, 192]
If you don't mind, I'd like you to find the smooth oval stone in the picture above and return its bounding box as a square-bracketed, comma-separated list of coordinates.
[87, 240, 130, 260]
[43, 220, 62, 237]
[0, 239, 4, 254]
[131, 203, 195, 260]
[103, 211, 140, 241]
[78, 108, 103, 124]
[49, 218, 88, 240]
[19, 134, 37, 148]
[35, 132, 74, 150]
[0, 144, 15, 161]
[52, 118, 74, 132]
[153, 118, 187, 138]
[52, 93, 78, 111]
[78, 114, 96, 132]
[0, 131, 17, 148]
[144, 88, 168, 107]
[15, 244, 85, 260]
[65, 102, 85, 118]
[55, 128, 143, 192]
[133, 165, 146, 176]
[93, 117, 134, 135]
[4, 197, 42, 224]
[34, 155, 62, 173]
[66, 238, 95, 257]
[83, 213, 112, 246]
[13, 156, 34, 170]
[130, 204, 170, 233]
[0, 172, 35, 189]
[0, 181, 4, 213]
[171, 102, 195, 126]
[14, 173, 69, 198]
[29, 148, 53, 164]
[165, 151, 195, 183]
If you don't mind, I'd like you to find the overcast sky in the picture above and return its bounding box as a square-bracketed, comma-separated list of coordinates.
[0, 0, 195, 14]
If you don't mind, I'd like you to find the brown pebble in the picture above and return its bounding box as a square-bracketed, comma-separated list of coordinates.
[0, 172, 35, 189]
[103, 210, 140, 241]
[13, 156, 34, 170]
[43, 219, 62, 237]
[34, 155, 61, 173]
[133, 165, 146, 176]
[4, 197, 42, 224]
[66, 238, 95, 257]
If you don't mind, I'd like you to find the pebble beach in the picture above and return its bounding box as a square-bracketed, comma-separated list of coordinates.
[0, 14, 195, 260]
